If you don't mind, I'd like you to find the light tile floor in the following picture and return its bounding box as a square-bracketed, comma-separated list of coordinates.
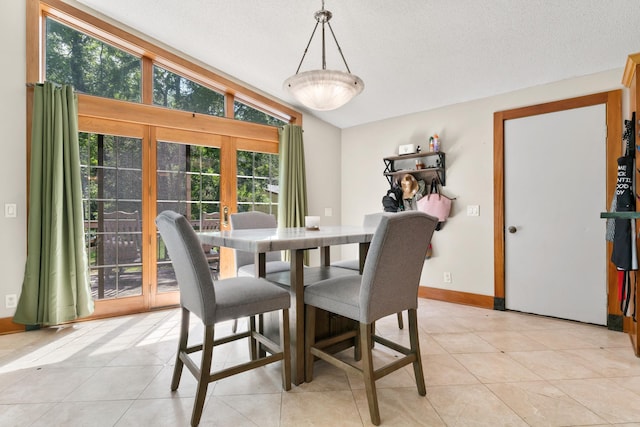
[1, 299, 640, 426]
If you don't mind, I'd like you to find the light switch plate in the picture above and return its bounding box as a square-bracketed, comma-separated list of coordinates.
[4, 204, 16, 218]
[466, 205, 480, 216]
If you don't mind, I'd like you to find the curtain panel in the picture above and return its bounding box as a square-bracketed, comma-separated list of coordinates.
[13, 82, 93, 326]
[277, 124, 308, 229]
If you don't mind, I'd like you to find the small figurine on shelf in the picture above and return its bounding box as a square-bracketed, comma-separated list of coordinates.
[430, 133, 440, 152]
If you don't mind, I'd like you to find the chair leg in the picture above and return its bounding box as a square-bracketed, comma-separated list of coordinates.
[354, 323, 362, 362]
[360, 322, 380, 425]
[304, 305, 316, 382]
[408, 309, 426, 396]
[280, 308, 292, 391]
[171, 307, 190, 391]
[397, 311, 404, 329]
[248, 316, 258, 360]
[191, 324, 215, 427]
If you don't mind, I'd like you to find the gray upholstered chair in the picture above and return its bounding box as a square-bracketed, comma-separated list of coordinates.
[155, 210, 291, 427]
[304, 211, 437, 425]
[229, 211, 292, 333]
[230, 211, 291, 277]
[331, 212, 405, 329]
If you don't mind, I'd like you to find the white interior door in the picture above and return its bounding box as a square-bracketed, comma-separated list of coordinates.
[504, 104, 607, 325]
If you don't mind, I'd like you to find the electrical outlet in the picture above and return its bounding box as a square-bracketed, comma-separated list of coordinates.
[466, 205, 480, 216]
[5, 294, 17, 309]
[324, 207, 333, 217]
[443, 272, 452, 283]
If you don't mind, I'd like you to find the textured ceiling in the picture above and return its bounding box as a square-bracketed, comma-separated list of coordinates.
[74, 0, 640, 129]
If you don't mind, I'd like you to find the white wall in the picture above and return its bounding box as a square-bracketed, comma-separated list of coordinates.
[341, 69, 624, 297]
[301, 114, 343, 265]
[0, 1, 27, 319]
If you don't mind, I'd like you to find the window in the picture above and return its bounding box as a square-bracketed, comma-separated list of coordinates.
[153, 66, 225, 117]
[45, 17, 141, 102]
[235, 100, 287, 126]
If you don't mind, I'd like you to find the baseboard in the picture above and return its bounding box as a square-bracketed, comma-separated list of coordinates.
[0, 316, 26, 335]
[419, 286, 494, 310]
[2, 288, 493, 333]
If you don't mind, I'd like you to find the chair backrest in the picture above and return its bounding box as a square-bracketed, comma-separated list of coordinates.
[101, 210, 141, 264]
[156, 210, 216, 325]
[230, 211, 281, 271]
[202, 211, 220, 231]
[362, 212, 384, 228]
[359, 211, 438, 324]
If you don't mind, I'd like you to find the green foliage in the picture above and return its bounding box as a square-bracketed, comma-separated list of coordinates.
[237, 151, 278, 214]
[156, 142, 221, 219]
[79, 133, 143, 222]
[235, 101, 286, 126]
[45, 18, 141, 101]
[49, 17, 282, 223]
[153, 66, 224, 116]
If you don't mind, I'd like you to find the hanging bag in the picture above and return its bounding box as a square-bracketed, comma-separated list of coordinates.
[611, 116, 637, 271]
[416, 178, 452, 222]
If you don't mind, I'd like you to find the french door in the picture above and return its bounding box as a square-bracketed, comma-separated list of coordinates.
[78, 117, 278, 316]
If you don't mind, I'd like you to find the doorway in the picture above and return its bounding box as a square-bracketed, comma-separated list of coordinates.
[494, 91, 622, 327]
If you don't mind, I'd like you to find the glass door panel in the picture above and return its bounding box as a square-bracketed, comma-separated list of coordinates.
[156, 141, 222, 290]
[237, 150, 279, 216]
[79, 132, 143, 301]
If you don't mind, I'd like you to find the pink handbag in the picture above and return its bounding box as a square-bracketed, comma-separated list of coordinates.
[416, 179, 452, 222]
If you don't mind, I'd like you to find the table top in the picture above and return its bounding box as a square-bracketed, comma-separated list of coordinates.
[199, 225, 375, 253]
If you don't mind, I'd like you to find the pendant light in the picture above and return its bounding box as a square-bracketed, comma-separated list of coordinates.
[283, 1, 364, 111]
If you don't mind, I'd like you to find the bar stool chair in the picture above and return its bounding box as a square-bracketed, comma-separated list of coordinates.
[229, 211, 294, 333]
[331, 212, 405, 329]
[304, 211, 438, 425]
[230, 211, 291, 277]
[156, 210, 291, 427]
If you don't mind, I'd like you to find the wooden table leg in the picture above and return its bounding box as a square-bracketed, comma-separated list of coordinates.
[320, 246, 331, 267]
[290, 248, 305, 385]
[255, 253, 267, 358]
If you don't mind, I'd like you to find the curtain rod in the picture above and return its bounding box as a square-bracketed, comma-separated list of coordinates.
[26, 82, 63, 88]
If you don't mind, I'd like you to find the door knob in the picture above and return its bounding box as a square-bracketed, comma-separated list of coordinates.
[508, 226, 517, 234]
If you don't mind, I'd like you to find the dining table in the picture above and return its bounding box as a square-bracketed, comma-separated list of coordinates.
[198, 224, 376, 385]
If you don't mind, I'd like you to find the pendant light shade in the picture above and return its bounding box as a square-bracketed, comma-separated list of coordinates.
[284, 70, 363, 111]
[284, 1, 364, 111]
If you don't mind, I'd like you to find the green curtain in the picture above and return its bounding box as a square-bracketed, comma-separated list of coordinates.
[13, 82, 94, 326]
[278, 124, 308, 229]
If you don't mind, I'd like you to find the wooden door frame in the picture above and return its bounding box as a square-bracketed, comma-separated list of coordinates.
[493, 90, 623, 329]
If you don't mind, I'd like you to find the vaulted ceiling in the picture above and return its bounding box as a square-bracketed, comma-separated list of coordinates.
[75, 0, 640, 128]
